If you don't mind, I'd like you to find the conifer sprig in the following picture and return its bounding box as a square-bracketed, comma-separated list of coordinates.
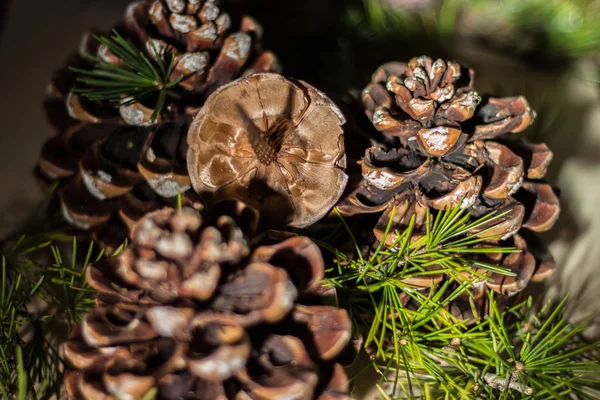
[320, 204, 600, 399]
[368, 293, 600, 399]
[469, 294, 600, 399]
[0, 234, 112, 399]
[71, 30, 184, 121]
[319, 205, 518, 360]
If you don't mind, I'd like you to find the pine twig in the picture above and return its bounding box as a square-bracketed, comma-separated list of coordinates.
[483, 370, 533, 396]
[321, 203, 600, 399]
[71, 30, 184, 121]
[0, 227, 118, 398]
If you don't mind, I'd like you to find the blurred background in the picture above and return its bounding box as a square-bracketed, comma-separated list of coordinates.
[0, 0, 599, 329]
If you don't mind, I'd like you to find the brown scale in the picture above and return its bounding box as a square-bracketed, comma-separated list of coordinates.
[63, 203, 354, 400]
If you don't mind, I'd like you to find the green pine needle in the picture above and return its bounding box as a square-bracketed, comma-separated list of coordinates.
[71, 30, 184, 122]
[0, 231, 112, 398]
[177, 192, 183, 210]
[16, 347, 26, 400]
[363, 291, 600, 399]
[320, 204, 600, 399]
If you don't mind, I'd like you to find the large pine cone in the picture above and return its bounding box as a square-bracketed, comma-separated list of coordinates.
[37, 0, 279, 251]
[337, 56, 560, 314]
[63, 204, 352, 399]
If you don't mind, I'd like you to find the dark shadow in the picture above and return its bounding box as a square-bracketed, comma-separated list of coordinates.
[209, 199, 260, 238]
[0, 0, 9, 42]
[212, 179, 295, 233]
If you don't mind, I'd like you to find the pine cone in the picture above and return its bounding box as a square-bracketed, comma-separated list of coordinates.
[337, 56, 560, 316]
[37, 0, 279, 250]
[63, 205, 352, 399]
[187, 73, 348, 229]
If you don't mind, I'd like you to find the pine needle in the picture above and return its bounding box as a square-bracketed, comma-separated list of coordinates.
[320, 203, 600, 399]
[0, 232, 106, 398]
[71, 30, 184, 122]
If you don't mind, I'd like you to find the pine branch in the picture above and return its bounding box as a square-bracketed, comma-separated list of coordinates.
[319, 204, 517, 357]
[0, 230, 118, 398]
[360, 292, 600, 399]
[320, 204, 600, 399]
[71, 30, 184, 121]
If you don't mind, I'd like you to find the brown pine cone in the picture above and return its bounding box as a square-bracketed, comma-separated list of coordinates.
[37, 0, 279, 251]
[63, 205, 352, 399]
[187, 73, 348, 229]
[337, 56, 560, 312]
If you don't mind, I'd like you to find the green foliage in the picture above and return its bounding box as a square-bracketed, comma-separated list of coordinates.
[0, 234, 108, 399]
[365, 294, 600, 399]
[350, 0, 463, 38]
[320, 205, 600, 399]
[472, 295, 600, 399]
[71, 30, 184, 121]
[320, 205, 517, 358]
[469, 0, 600, 57]
[352, 0, 600, 59]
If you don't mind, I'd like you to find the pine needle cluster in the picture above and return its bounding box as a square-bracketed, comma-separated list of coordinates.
[319, 205, 600, 399]
[71, 30, 184, 121]
[0, 232, 119, 399]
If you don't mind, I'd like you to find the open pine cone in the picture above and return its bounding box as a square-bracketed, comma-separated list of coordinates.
[63, 204, 352, 399]
[338, 56, 560, 312]
[187, 73, 348, 229]
[37, 0, 279, 250]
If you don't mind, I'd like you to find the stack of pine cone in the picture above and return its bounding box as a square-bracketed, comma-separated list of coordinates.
[43, 3, 353, 399]
[35, 1, 562, 398]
